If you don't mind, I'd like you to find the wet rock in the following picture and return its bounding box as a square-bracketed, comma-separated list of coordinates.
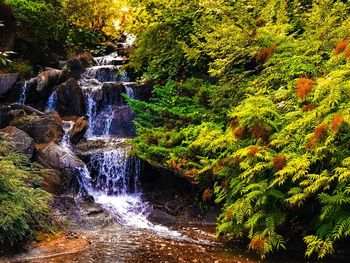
[0, 126, 34, 158]
[0, 73, 19, 97]
[37, 142, 85, 171]
[101, 82, 126, 106]
[124, 81, 153, 101]
[56, 78, 85, 116]
[63, 116, 88, 144]
[36, 68, 66, 97]
[63, 52, 94, 79]
[10, 111, 63, 144]
[93, 105, 135, 137]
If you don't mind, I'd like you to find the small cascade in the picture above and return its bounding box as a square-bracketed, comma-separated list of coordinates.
[17, 78, 36, 105]
[125, 85, 136, 99]
[61, 120, 74, 150]
[46, 91, 58, 112]
[84, 65, 120, 82]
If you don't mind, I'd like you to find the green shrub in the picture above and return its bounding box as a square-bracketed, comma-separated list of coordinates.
[0, 145, 52, 247]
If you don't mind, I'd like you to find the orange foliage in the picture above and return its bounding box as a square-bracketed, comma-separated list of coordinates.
[250, 236, 267, 253]
[255, 44, 277, 63]
[226, 210, 233, 220]
[306, 137, 318, 150]
[169, 159, 186, 173]
[344, 47, 350, 59]
[314, 122, 327, 140]
[273, 155, 287, 171]
[296, 77, 314, 100]
[306, 122, 328, 150]
[202, 188, 213, 202]
[184, 169, 197, 177]
[234, 127, 246, 139]
[330, 115, 344, 131]
[302, 103, 316, 112]
[334, 39, 349, 55]
[251, 124, 271, 141]
[248, 146, 259, 157]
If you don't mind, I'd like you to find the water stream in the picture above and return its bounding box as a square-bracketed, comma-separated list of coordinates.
[6, 49, 298, 263]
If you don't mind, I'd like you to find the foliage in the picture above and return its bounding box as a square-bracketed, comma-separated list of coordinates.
[128, 0, 350, 259]
[4, 0, 69, 56]
[0, 144, 52, 247]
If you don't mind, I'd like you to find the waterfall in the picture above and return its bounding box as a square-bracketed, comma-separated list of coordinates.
[60, 120, 74, 150]
[17, 78, 36, 105]
[46, 91, 57, 112]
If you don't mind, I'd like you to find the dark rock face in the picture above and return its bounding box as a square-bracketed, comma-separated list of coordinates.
[0, 3, 16, 51]
[0, 73, 19, 98]
[56, 78, 85, 116]
[0, 126, 34, 158]
[10, 112, 63, 144]
[63, 53, 94, 79]
[0, 108, 25, 128]
[101, 82, 126, 106]
[37, 69, 66, 97]
[126, 82, 153, 101]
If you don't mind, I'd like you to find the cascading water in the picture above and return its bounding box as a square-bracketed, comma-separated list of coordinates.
[46, 91, 58, 112]
[17, 78, 36, 105]
[74, 50, 181, 236]
[61, 120, 74, 150]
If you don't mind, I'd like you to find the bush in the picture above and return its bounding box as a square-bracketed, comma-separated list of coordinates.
[0, 144, 52, 247]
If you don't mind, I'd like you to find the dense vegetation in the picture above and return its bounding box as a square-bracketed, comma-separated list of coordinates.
[126, 0, 350, 259]
[0, 143, 52, 247]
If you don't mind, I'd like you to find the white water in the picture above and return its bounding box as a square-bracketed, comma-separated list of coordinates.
[46, 91, 57, 112]
[18, 78, 36, 105]
[60, 120, 74, 150]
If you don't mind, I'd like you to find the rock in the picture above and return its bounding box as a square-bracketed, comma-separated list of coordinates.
[104, 41, 118, 54]
[36, 68, 66, 97]
[56, 78, 85, 116]
[0, 126, 34, 158]
[123, 81, 153, 101]
[10, 111, 63, 144]
[0, 108, 25, 128]
[63, 116, 88, 144]
[37, 142, 86, 194]
[42, 169, 64, 195]
[63, 52, 94, 79]
[101, 82, 126, 106]
[37, 142, 85, 171]
[0, 73, 19, 97]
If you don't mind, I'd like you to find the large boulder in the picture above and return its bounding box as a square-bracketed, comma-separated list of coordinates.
[37, 142, 85, 172]
[10, 111, 63, 144]
[0, 108, 25, 128]
[62, 52, 94, 79]
[0, 73, 19, 98]
[0, 126, 34, 158]
[56, 78, 85, 116]
[37, 142, 86, 194]
[36, 68, 66, 97]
